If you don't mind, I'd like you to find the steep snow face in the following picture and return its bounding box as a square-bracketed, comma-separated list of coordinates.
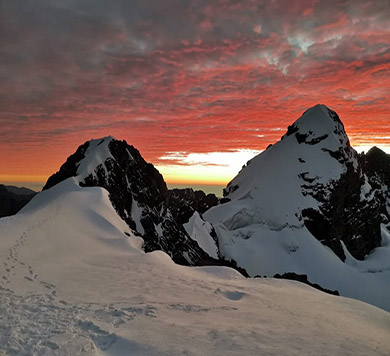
[184, 212, 219, 259]
[43, 137, 209, 266]
[218, 104, 356, 229]
[1, 182, 389, 355]
[203, 104, 390, 310]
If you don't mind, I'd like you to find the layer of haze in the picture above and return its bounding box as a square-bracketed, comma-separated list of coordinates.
[1, 0, 389, 187]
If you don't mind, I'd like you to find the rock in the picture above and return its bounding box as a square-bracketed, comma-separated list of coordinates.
[43, 137, 210, 266]
[364, 146, 390, 187]
[273, 273, 339, 296]
[0, 185, 37, 218]
[168, 188, 219, 224]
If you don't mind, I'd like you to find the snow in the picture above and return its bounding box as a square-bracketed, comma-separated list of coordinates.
[203, 104, 390, 311]
[76, 136, 116, 183]
[184, 212, 219, 258]
[360, 175, 374, 201]
[343, 225, 390, 274]
[204, 105, 350, 229]
[1, 179, 389, 355]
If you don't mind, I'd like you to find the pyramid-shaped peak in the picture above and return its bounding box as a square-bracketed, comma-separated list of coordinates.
[43, 136, 131, 190]
[303, 103, 332, 116]
[282, 104, 348, 146]
[295, 104, 344, 133]
[76, 137, 116, 180]
[87, 135, 117, 145]
[366, 146, 386, 156]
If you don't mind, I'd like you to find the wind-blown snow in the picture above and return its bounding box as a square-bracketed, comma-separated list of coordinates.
[1, 178, 389, 355]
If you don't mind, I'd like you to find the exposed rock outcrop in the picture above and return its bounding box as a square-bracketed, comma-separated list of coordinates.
[168, 188, 219, 224]
[273, 273, 339, 296]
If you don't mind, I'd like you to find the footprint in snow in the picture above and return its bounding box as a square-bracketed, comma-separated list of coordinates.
[77, 319, 118, 351]
[214, 288, 246, 301]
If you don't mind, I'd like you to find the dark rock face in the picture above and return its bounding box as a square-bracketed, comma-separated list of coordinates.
[295, 133, 329, 145]
[273, 273, 339, 296]
[301, 147, 389, 261]
[0, 185, 37, 218]
[364, 146, 390, 188]
[168, 188, 219, 224]
[44, 138, 210, 266]
[44, 141, 90, 190]
[302, 165, 387, 261]
[223, 183, 239, 197]
[285, 123, 299, 137]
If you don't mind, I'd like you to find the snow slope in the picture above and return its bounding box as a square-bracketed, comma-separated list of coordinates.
[203, 104, 390, 310]
[0, 178, 389, 355]
[184, 212, 219, 259]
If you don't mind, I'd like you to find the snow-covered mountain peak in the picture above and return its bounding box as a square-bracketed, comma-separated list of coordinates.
[43, 137, 210, 266]
[45, 136, 134, 188]
[76, 136, 117, 181]
[281, 104, 350, 152]
[222, 104, 356, 205]
[295, 104, 342, 131]
[204, 104, 387, 274]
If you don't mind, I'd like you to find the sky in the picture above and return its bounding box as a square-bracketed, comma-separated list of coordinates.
[0, 0, 389, 190]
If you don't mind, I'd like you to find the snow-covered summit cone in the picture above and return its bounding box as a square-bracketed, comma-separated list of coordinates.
[43, 136, 209, 266]
[205, 103, 389, 263]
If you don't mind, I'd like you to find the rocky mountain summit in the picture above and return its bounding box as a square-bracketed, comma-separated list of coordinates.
[0, 185, 37, 218]
[43, 137, 211, 266]
[363, 146, 390, 188]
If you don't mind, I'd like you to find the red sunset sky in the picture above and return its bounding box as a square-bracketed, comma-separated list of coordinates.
[0, 0, 389, 190]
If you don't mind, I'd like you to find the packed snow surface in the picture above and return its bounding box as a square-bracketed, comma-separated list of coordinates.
[0, 178, 389, 355]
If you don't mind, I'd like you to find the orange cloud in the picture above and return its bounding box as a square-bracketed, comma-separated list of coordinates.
[0, 0, 389, 187]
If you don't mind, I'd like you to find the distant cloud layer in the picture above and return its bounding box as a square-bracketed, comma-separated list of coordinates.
[0, 0, 389, 181]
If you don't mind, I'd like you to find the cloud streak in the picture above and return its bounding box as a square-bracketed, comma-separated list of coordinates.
[0, 0, 389, 183]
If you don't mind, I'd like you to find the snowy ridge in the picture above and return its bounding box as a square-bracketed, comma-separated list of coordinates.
[0, 178, 389, 355]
